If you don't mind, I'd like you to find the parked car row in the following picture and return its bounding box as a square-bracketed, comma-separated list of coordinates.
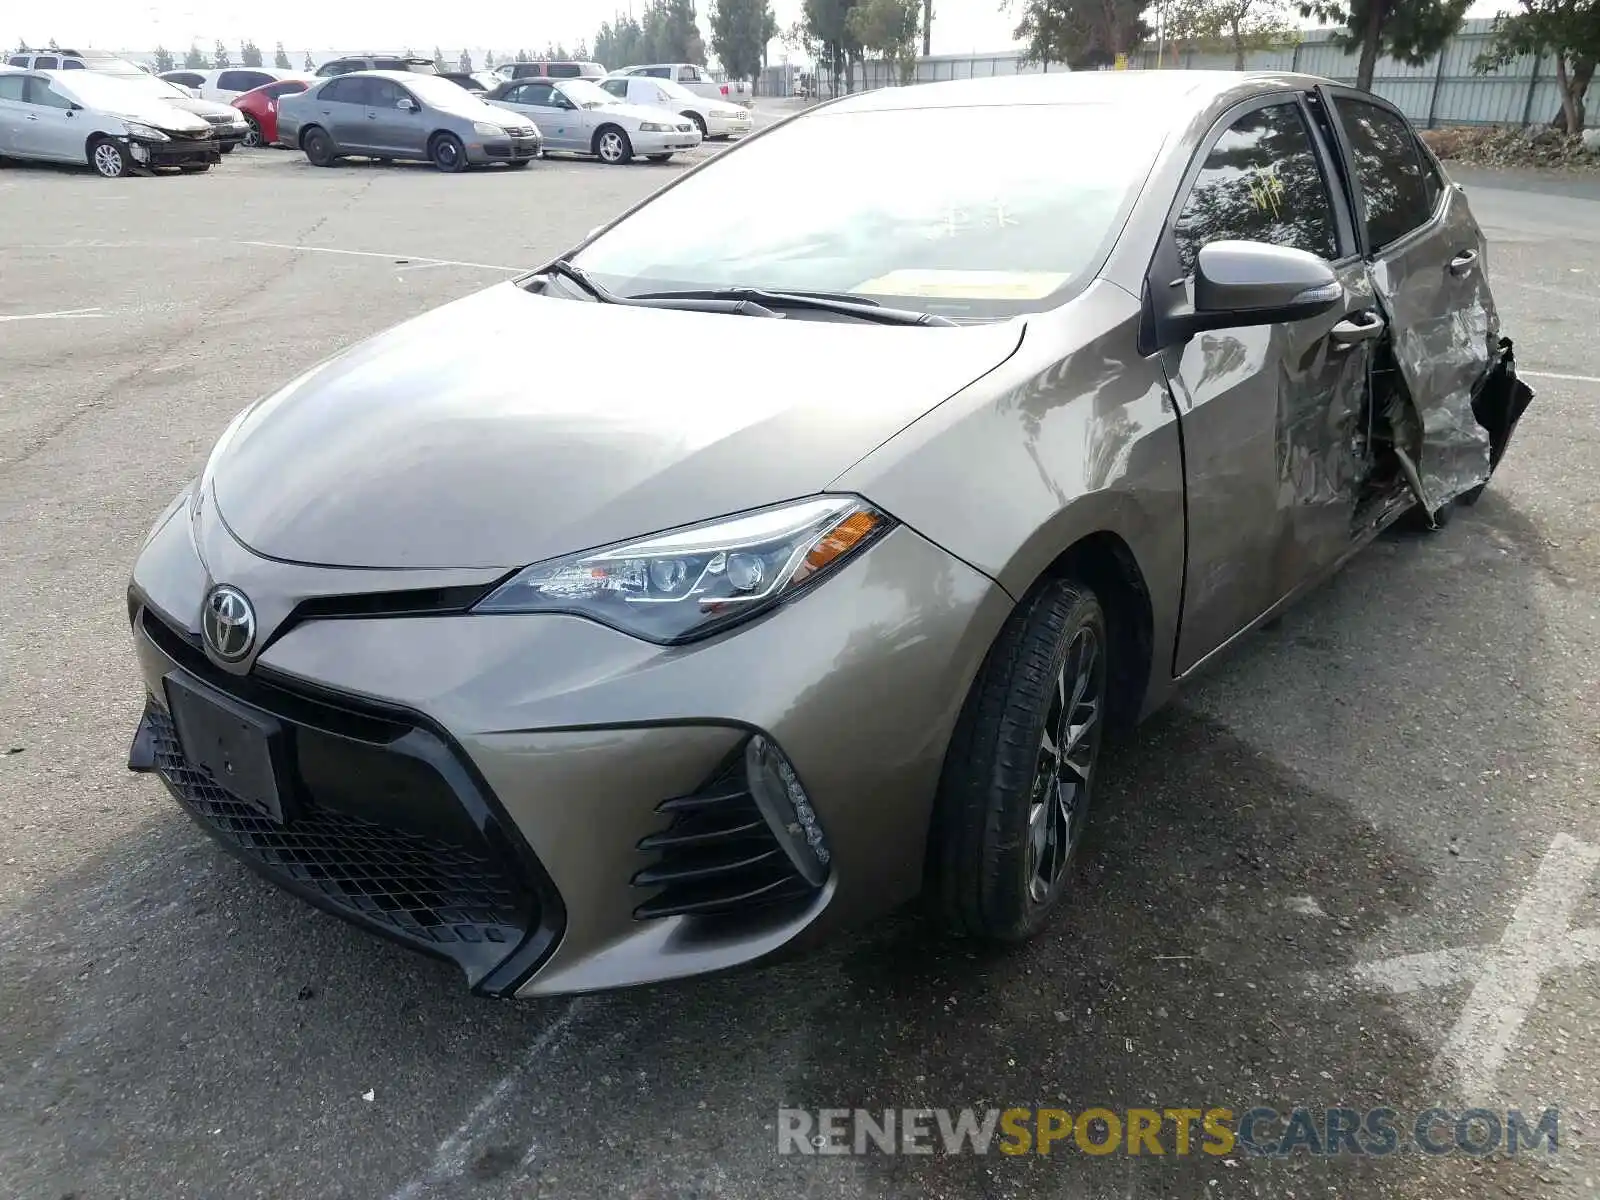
[1, 48, 756, 178]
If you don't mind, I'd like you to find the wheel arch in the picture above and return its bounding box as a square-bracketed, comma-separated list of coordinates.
[297, 122, 326, 149]
[590, 121, 625, 153]
[1023, 530, 1154, 731]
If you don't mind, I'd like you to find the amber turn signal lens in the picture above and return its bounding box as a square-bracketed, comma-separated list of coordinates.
[790, 510, 886, 586]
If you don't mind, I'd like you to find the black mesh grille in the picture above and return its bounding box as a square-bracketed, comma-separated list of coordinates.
[632, 752, 817, 920]
[147, 703, 525, 964]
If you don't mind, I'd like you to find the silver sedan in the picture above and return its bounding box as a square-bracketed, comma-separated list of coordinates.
[275, 70, 542, 172]
[484, 76, 701, 163]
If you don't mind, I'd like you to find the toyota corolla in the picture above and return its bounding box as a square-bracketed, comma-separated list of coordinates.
[126, 71, 1533, 998]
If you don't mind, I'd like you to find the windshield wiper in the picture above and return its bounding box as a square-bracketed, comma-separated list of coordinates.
[631, 286, 958, 326]
[539, 258, 779, 318]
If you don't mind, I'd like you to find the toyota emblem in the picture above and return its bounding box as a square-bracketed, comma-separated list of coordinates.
[202, 584, 256, 662]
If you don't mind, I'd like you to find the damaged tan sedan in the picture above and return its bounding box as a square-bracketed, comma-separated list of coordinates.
[127, 71, 1533, 997]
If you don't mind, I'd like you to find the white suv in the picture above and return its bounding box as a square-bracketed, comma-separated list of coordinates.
[6, 48, 147, 76]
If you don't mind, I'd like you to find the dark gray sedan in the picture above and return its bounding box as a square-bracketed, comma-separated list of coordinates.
[275, 70, 541, 171]
[127, 71, 1533, 998]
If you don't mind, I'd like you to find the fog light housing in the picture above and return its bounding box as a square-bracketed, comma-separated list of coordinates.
[744, 734, 830, 886]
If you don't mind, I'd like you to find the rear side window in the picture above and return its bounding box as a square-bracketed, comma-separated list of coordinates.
[1334, 99, 1435, 250]
[677, 66, 701, 83]
[1174, 101, 1340, 276]
[601, 79, 628, 99]
[547, 64, 579, 78]
[34, 56, 58, 69]
[0, 75, 25, 99]
[319, 77, 366, 103]
[220, 70, 273, 90]
[643, 66, 671, 78]
[62, 59, 85, 69]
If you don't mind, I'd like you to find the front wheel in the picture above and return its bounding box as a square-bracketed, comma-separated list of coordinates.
[928, 578, 1108, 942]
[430, 133, 468, 173]
[684, 111, 707, 139]
[241, 116, 262, 148]
[89, 136, 132, 178]
[594, 126, 632, 165]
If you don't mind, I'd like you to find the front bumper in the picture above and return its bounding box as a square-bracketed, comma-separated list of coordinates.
[707, 114, 753, 138]
[469, 135, 543, 164]
[130, 132, 220, 167]
[127, 493, 1009, 996]
[631, 127, 702, 154]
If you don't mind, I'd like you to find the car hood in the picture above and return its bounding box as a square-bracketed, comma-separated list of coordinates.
[107, 98, 210, 131]
[211, 283, 1025, 570]
[163, 95, 241, 120]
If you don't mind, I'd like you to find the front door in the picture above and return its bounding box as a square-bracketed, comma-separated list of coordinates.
[0, 73, 26, 153]
[363, 79, 429, 156]
[16, 77, 81, 160]
[499, 82, 579, 150]
[1158, 94, 1378, 674]
[1325, 90, 1499, 508]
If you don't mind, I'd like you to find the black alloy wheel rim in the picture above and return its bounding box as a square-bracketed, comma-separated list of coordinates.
[1026, 625, 1103, 903]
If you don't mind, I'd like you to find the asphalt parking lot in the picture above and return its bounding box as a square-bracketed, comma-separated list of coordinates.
[2, 134, 1598, 1200]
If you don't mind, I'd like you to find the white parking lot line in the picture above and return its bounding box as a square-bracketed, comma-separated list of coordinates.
[1521, 369, 1600, 385]
[239, 241, 526, 273]
[0, 308, 106, 323]
[1332, 834, 1600, 1100]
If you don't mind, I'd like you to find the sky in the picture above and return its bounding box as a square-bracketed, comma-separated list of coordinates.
[17, 0, 1505, 68]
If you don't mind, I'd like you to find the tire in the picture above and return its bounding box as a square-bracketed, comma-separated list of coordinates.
[429, 133, 468, 173]
[594, 125, 632, 165]
[506, 158, 533, 169]
[88, 136, 131, 178]
[683, 111, 707, 139]
[302, 126, 337, 167]
[179, 162, 211, 173]
[241, 116, 262, 148]
[928, 578, 1109, 942]
[218, 142, 236, 155]
[646, 153, 672, 162]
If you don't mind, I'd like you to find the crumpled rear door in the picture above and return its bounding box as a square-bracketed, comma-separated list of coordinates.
[1325, 90, 1503, 509]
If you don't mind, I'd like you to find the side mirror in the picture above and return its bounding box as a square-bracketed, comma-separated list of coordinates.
[1193, 241, 1342, 326]
[396, 97, 418, 112]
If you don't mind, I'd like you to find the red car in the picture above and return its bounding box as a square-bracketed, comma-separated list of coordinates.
[231, 78, 312, 148]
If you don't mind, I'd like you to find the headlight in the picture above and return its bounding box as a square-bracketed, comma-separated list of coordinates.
[472, 121, 509, 137]
[125, 122, 170, 141]
[474, 496, 893, 643]
[637, 121, 671, 132]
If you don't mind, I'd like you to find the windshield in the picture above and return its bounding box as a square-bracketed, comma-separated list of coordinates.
[557, 79, 615, 109]
[402, 73, 492, 110]
[652, 78, 698, 103]
[114, 74, 190, 100]
[572, 102, 1165, 320]
[53, 71, 188, 112]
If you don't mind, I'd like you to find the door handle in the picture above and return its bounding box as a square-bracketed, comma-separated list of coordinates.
[1448, 249, 1479, 277]
[367, 112, 377, 119]
[26, 114, 39, 121]
[1330, 310, 1386, 346]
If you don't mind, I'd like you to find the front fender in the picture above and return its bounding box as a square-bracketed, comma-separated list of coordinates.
[831, 280, 1186, 716]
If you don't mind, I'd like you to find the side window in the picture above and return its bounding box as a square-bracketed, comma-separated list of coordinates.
[266, 81, 306, 99]
[549, 64, 578, 78]
[34, 56, 58, 69]
[677, 66, 700, 83]
[6, 56, 27, 67]
[368, 80, 406, 108]
[1333, 99, 1435, 250]
[319, 78, 359, 103]
[1173, 101, 1339, 277]
[521, 82, 557, 106]
[28, 79, 73, 108]
[217, 71, 245, 90]
[62, 58, 86, 69]
[644, 66, 671, 78]
[0, 75, 26, 100]
[601, 79, 628, 99]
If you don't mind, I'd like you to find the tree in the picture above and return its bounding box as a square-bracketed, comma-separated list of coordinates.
[433, 46, 447, 70]
[923, 0, 934, 53]
[574, 38, 592, 58]
[1475, 0, 1598, 132]
[47, 37, 58, 50]
[303, 51, 315, 70]
[1166, 0, 1297, 66]
[594, 14, 651, 67]
[153, 45, 175, 72]
[459, 48, 473, 71]
[273, 41, 291, 68]
[848, 0, 921, 81]
[184, 42, 209, 69]
[485, 49, 496, 67]
[1299, 0, 1469, 90]
[712, 0, 779, 82]
[213, 40, 231, 69]
[804, 0, 865, 91]
[240, 39, 262, 66]
[1011, 0, 1150, 68]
